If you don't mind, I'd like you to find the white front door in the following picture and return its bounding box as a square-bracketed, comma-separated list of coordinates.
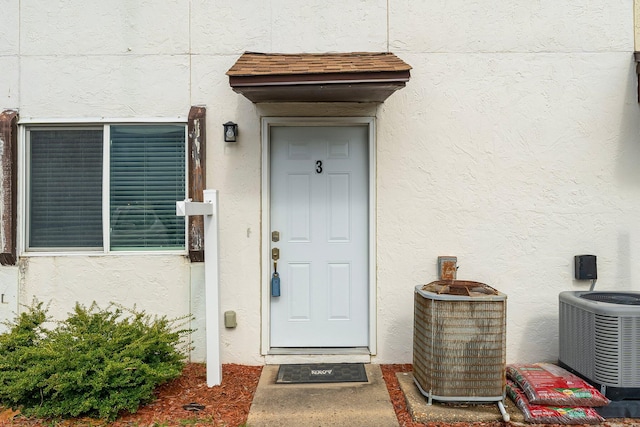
[270, 125, 369, 347]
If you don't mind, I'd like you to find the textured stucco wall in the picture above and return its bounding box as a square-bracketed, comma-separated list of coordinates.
[0, 1, 19, 110]
[19, 256, 191, 321]
[1, 1, 639, 366]
[0, 0, 19, 330]
[0, 266, 18, 334]
[378, 0, 638, 364]
[636, 0, 640, 49]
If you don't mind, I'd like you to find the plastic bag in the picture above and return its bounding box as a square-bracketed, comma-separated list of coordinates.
[506, 379, 604, 424]
[506, 363, 609, 407]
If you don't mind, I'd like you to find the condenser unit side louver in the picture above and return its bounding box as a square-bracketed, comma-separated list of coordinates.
[413, 281, 508, 421]
[558, 291, 640, 400]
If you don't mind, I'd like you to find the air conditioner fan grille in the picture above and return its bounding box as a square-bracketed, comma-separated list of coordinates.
[580, 292, 640, 305]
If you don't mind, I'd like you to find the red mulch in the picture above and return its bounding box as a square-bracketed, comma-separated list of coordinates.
[379, 365, 635, 427]
[2, 363, 635, 426]
[113, 363, 262, 427]
[2, 364, 262, 427]
[381, 364, 504, 427]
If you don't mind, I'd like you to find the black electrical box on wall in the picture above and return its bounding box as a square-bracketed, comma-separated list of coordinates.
[575, 255, 597, 280]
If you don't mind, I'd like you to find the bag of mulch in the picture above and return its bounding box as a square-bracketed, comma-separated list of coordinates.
[506, 379, 604, 424]
[506, 363, 609, 407]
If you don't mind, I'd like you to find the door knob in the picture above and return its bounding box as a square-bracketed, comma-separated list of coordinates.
[272, 248, 280, 261]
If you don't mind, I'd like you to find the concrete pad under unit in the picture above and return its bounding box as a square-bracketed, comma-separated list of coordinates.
[396, 371, 525, 424]
[246, 364, 399, 427]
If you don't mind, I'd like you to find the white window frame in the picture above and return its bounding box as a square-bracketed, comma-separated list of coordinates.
[18, 118, 189, 257]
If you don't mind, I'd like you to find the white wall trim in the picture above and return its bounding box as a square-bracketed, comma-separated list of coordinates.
[260, 116, 377, 357]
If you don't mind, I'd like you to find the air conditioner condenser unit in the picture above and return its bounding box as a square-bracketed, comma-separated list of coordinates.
[413, 281, 509, 421]
[559, 291, 640, 400]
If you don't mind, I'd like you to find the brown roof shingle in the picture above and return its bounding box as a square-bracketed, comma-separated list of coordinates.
[226, 51, 411, 103]
[227, 52, 412, 77]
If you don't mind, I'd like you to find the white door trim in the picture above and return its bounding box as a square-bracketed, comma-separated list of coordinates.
[260, 117, 377, 357]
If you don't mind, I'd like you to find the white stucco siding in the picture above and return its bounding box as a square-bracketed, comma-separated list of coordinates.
[0, 1, 18, 56]
[391, 0, 633, 53]
[374, 49, 640, 363]
[20, 0, 190, 56]
[19, 55, 191, 119]
[267, 0, 388, 53]
[19, 256, 191, 332]
[190, 53, 264, 364]
[213, 124, 263, 365]
[0, 0, 19, 110]
[0, 58, 19, 110]
[191, 0, 388, 54]
[636, 0, 640, 49]
[1, 0, 640, 367]
[0, 266, 18, 334]
[0, 0, 18, 325]
[17, 0, 191, 118]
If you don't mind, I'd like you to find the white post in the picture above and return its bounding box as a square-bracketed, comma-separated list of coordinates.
[203, 189, 221, 387]
[176, 189, 221, 387]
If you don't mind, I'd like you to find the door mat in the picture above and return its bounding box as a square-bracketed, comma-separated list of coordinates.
[276, 363, 368, 384]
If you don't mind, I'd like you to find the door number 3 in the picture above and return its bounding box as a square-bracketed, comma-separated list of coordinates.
[315, 160, 323, 174]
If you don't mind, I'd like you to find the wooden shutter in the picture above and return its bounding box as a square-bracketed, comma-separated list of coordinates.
[188, 106, 206, 262]
[0, 110, 18, 265]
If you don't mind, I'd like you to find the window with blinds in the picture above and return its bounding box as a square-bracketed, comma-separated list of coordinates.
[26, 124, 186, 252]
[29, 128, 104, 249]
[110, 125, 185, 250]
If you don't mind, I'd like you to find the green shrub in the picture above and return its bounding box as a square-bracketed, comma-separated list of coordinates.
[0, 301, 192, 421]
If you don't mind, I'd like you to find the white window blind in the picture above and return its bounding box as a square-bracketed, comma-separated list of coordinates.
[29, 128, 103, 249]
[110, 125, 185, 250]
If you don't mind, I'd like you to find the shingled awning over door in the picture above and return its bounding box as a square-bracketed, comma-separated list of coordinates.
[227, 52, 411, 103]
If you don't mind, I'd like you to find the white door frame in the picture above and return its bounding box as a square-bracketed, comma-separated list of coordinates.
[260, 117, 377, 356]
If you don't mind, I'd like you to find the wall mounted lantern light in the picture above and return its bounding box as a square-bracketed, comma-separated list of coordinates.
[223, 121, 238, 142]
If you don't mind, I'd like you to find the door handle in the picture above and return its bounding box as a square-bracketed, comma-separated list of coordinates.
[271, 248, 281, 297]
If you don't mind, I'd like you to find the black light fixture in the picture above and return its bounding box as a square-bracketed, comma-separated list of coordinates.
[223, 121, 238, 142]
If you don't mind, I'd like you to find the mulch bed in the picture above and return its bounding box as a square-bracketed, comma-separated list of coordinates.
[113, 363, 263, 427]
[1, 364, 262, 427]
[2, 363, 637, 426]
[381, 364, 505, 427]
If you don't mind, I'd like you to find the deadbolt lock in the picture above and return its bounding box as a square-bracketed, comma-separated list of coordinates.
[272, 231, 280, 242]
[272, 248, 280, 261]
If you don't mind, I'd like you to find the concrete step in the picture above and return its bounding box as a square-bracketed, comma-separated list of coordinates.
[246, 364, 399, 427]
